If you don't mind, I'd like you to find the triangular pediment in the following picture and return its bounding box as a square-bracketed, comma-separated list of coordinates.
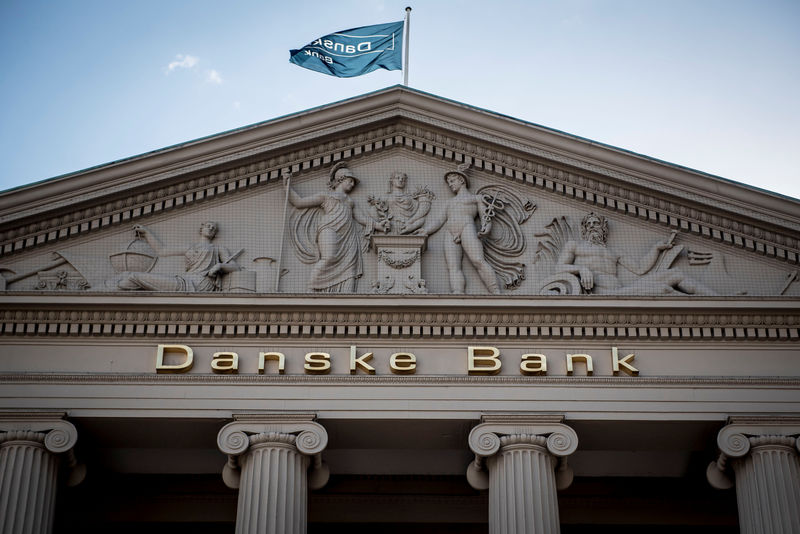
[1, 86, 798, 297]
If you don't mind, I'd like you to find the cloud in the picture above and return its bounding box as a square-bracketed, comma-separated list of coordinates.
[166, 54, 199, 73]
[206, 69, 223, 84]
[233, 101, 241, 110]
[165, 54, 223, 85]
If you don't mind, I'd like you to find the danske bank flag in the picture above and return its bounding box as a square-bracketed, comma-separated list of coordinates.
[289, 21, 403, 78]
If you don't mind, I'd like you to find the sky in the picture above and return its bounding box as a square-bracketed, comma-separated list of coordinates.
[1, 0, 798, 200]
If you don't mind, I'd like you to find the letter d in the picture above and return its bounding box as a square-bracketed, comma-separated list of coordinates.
[156, 344, 193, 374]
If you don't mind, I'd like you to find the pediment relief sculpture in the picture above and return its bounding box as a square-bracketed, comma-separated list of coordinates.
[0, 156, 795, 297]
[109, 221, 252, 292]
[367, 172, 432, 294]
[536, 212, 717, 296]
[368, 171, 434, 236]
[0, 252, 90, 291]
[283, 163, 389, 293]
[420, 164, 534, 294]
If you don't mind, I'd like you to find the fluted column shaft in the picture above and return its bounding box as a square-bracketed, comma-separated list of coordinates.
[0, 414, 80, 534]
[217, 414, 329, 534]
[235, 433, 309, 534]
[708, 417, 800, 534]
[467, 415, 578, 534]
[0, 432, 59, 534]
[487, 435, 560, 534]
[732, 436, 800, 534]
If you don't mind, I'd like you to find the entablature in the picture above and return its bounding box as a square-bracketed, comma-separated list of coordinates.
[1, 294, 798, 343]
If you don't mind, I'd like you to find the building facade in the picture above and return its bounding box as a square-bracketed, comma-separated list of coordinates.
[1, 86, 799, 533]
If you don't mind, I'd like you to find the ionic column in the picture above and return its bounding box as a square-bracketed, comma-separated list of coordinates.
[707, 417, 800, 534]
[466, 414, 578, 534]
[217, 414, 329, 534]
[0, 412, 84, 534]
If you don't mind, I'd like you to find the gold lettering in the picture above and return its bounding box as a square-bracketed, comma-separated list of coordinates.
[390, 352, 416, 374]
[258, 352, 285, 374]
[211, 352, 239, 374]
[155, 344, 193, 374]
[304, 352, 331, 374]
[350, 345, 375, 375]
[566, 353, 593, 375]
[612, 347, 639, 376]
[468, 346, 501, 375]
[520, 353, 547, 375]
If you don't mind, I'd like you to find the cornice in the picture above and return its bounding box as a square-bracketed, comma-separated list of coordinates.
[393, 90, 800, 219]
[0, 295, 797, 342]
[0, 123, 400, 255]
[1, 373, 798, 387]
[387, 120, 800, 261]
[1, 104, 798, 269]
[18, 84, 791, 217]
[395, 110, 800, 230]
[4, 293, 799, 308]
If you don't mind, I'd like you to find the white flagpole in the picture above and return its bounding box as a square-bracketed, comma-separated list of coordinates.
[403, 7, 411, 86]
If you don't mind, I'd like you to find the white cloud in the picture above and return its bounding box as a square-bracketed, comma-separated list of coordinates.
[166, 54, 199, 73]
[233, 101, 241, 110]
[165, 55, 223, 85]
[206, 69, 223, 84]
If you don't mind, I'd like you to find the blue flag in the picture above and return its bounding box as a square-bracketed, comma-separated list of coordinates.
[289, 21, 403, 78]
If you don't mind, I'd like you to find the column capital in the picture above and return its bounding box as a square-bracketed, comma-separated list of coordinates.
[468, 414, 578, 458]
[0, 411, 78, 454]
[467, 414, 578, 491]
[707, 416, 800, 532]
[717, 416, 800, 457]
[217, 413, 329, 491]
[217, 413, 328, 456]
[707, 416, 800, 490]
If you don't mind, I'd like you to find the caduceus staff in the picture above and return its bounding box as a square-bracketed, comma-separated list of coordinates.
[479, 191, 504, 236]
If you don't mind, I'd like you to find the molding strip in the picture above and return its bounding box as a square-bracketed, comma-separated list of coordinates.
[1, 373, 799, 387]
[1, 306, 798, 341]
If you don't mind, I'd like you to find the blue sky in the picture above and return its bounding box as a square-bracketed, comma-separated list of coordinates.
[1, 0, 798, 199]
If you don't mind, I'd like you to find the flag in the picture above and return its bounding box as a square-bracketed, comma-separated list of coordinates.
[289, 21, 403, 78]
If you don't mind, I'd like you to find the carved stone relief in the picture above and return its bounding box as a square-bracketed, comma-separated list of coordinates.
[108, 221, 252, 292]
[283, 163, 388, 293]
[421, 163, 534, 294]
[0, 252, 90, 291]
[474, 183, 535, 290]
[364, 172, 433, 294]
[368, 171, 435, 236]
[535, 212, 718, 296]
[1, 154, 796, 297]
[35, 269, 90, 291]
[371, 235, 428, 294]
[3, 118, 798, 275]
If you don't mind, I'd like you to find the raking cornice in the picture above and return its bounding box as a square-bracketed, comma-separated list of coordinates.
[0, 124, 797, 272]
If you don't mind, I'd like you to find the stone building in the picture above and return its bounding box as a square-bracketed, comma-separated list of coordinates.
[1, 86, 799, 533]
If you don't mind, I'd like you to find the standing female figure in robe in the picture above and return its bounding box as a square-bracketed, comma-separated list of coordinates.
[284, 163, 388, 292]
